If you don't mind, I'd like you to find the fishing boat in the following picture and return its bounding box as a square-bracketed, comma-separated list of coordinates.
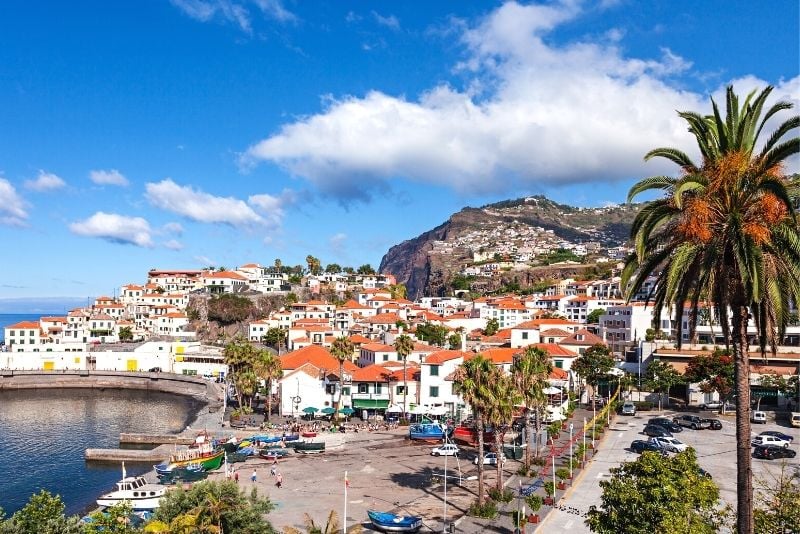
[96, 464, 166, 510]
[367, 510, 422, 533]
[295, 441, 325, 454]
[408, 422, 447, 442]
[225, 452, 249, 463]
[154, 462, 205, 477]
[452, 424, 494, 447]
[259, 448, 291, 460]
[167, 444, 225, 471]
[301, 431, 317, 438]
[157, 466, 209, 485]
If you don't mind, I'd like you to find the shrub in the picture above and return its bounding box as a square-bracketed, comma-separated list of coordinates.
[467, 500, 498, 519]
[634, 401, 654, 411]
[487, 488, 514, 503]
[525, 494, 543, 512]
[555, 467, 571, 481]
[544, 481, 555, 497]
[532, 456, 546, 467]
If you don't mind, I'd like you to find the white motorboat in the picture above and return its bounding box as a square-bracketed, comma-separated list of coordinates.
[96, 464, 166, 510]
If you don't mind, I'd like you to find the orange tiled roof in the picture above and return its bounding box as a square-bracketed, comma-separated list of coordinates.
[532, 343, 578, 357]
[513, 318, 578, 329]
[539, 328, 572, 337]
[348, 334, 371, 344]
[425, 350, 468, 364]
[280, 345, 358, 374]
[550, 367, 569, 380]
[474, 347, 519, 364]
[366, 313, 401, 324]
[351, 364, 392, 382]
[361, 343, 395, 352]
[5, 321, 40, 329]
[560, 329, 605, 346]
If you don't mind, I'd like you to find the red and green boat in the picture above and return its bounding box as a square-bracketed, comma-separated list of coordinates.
[168, 444, 225, 471]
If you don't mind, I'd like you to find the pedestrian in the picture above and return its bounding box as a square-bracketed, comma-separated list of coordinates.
[251, 469, 257, 483]
[270, 460, 278, 476]
[276, 472, 283, 488]
[234, 471, 239, 483]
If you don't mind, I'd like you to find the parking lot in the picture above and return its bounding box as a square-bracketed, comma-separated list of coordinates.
[543, 410, 799, 533]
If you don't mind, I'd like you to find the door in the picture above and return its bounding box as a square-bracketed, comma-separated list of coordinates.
[43, 361, 54, 371]
[126, 359, 138, 371]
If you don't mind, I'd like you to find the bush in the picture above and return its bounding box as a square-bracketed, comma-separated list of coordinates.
[634, 401, 654, 411]
[525, 494, 543, 512]
[544, 481, 555, 497]
[488, 487, 514, 503]
[532, 456, 546, 467]
[468, 500, 498, 519]
[555, 467, 571, 481]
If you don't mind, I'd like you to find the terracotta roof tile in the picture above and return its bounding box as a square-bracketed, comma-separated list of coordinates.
[424, 350, 468, 364]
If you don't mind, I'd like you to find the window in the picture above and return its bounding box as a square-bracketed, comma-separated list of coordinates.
[358, 384, 368, 394]
[342, 387, 350, 396]
[396, 385, 405, 395]
[326, 384, 336, 395]
[375, 383, 382, 394]
[429, 386, 439, 397]
[383, 354, 389, 362]
[554, 360, 563, 368]
[430, 365, 439, 376]
[522, 332, 528, 340]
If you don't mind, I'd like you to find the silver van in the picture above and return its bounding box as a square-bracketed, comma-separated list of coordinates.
[751, 410, 767, 424]
[621, 402, 636, 415]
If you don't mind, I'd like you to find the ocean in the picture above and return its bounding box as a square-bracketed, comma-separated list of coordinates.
[0, 313, 51, 344]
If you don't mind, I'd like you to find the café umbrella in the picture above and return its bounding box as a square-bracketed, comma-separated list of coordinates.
[321, 407, 336, 415]
[302, 407, 319, 414]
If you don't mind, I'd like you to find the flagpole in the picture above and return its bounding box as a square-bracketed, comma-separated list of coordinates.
[343, 471, 347, 534]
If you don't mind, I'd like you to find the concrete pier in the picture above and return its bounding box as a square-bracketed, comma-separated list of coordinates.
[119, 433, 195, 445]
[85, 444, 173, 462]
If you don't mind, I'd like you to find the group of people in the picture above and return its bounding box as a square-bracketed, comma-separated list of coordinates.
[227, 464, 283, 488]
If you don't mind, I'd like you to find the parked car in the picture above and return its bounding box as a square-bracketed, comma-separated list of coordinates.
[647, 418, 683, 433]
[431, 444, 460, 457]
[701, 418, 723, 430]
[643, 424, 673, 438]
[699, 400, 724, 410]
[751, 435, 791, 448]
[751, 411, 767, 424]
[791, 412, 800, 428]
[621, 402, 636, 415]
[630, 439, 663, 454]
[650, 436, 688, 452]
[673, 415, 710, 430]
[753, 445, 797, 460]
[473, 452, 506, 465]
[758, 431, 794, 442]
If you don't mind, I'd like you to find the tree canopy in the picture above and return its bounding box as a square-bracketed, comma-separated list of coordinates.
[683, 349, 735, 405]
[207, 294, 254, 325]
[571, 344, 615, 410]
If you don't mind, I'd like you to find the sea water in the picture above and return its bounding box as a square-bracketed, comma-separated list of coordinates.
[0, 388, 203, 515]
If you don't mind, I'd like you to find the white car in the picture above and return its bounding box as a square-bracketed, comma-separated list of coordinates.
[751, 435, 791, 448]
[431, 444, 460, 457]
[650, 436, 688, 452]
[473, 452, 506, 466]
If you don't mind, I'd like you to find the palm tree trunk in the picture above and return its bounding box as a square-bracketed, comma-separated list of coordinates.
[495, 431, 504, 491]
[524, 408, 532, 469]
[337, 361, 344, 423]
[403, 356, 407, 419]
[476, 413, 485, 504]
[733, 304, 753, 534]
[266, 379, 272, 422]
[533, 406, 541, 459]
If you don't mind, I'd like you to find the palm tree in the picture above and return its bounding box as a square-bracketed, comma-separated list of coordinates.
[623, 85, 799, 534]
[484, 370, 521, 491]
[452, 354, 494, 505]
[223, 338, 257, 409]
[254, 349, 282, 422]
[330, 336, 355, 422]
[394, 334, 415, 416]
[511, 346, 552, 467]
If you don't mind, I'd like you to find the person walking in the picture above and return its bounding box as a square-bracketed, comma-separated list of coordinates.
[234, 471, 239, 483]
[270, 461, 277, 477]
[276, 472, 283, 488]
[251, 469, 257, 483]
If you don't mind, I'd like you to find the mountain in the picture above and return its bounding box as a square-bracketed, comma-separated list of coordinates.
[379, 195, 641, 299]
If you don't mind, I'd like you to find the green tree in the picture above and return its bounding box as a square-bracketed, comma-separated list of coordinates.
[753, 463, 800, 534]
[283, 510, 356, 534]
[571, 344, 614, 411]
[254, 349, 282, 421]
[447, 333, 462, 350]
[622, 85, 799, 533]
[393, 334, 414, 415]
[207, 294, 254, 325]
[262, 327, 287, 353]
[511, 346, 552, 466]
[118, 326, 133, 341]
[84, 502, 138, 534]
[224, 338, 259, 409]
[324, 263, 341, 274]
[586, 309, 604, 324]
[356, 264, 375, 275]
[684, 349, 735, 412]
[484, 370, 521, 491]
[415, 323, 448, 347]
[483, 318, 500, 336]
[330, 336, 355, 422]
[305, 255, 322, 276]
[586, 449, 723, 533]
[151, 481, 275, 534]
[643, 359, 685, 410]
[1, 490, 82, 534]
[387, 284, 407, 300]
[452, 354, 495, 505]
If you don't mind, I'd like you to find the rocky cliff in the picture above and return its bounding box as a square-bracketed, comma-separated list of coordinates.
[379, 196, 640, 298]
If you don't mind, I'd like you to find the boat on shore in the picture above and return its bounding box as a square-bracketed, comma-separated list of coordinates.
[96, 465, 166, 510]
[295, 441, 325, 454]
[167, 444, 225, 471]
[408, 422, 448, 442]
[259, 448, 291, 460]
[367, 510, 422, 532]
[452, 424, 494, 447]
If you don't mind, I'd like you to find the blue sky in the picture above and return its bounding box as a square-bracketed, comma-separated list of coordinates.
[0, 0, 797, 308]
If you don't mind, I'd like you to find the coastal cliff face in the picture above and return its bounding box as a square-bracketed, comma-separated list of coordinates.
[379, 196, 639, 298]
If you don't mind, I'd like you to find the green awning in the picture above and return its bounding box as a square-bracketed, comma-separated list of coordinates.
[352, 399, 390, 409]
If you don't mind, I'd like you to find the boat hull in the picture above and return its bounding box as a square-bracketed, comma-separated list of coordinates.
[170, 449, 225, 471]
[452, 426, 494, 447]
[295, 442, 325, 452]
[96, 495, 163, 510]
[367, 510, 422, 533]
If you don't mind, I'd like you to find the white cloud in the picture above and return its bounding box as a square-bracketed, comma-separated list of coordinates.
[253, 0, 296, 22]
[241, 1, 799, 201]
[69, 212, 153, 247]
[0, 178, 28, 225]
[372, 11, 400, 31]
[164, 239, 184, 251]
[25, 170, 66, 192]
[329, 232, 347, 252]
[248, 188, 302, 228]
[162, 222, 184, 235]
[89, 169, 129, 187]
[146, 178, 263, 226]
[171, 0, 252, 33]
[194, 255, 217, 267]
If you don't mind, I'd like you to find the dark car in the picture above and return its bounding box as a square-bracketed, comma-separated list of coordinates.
[753, 445, 798, 460]
[673, 415, 710, 430]
[148, 366, 162, 372]
[643, 424, 673, 438]
[647, 418, 683, 433]
[702, 418, 723, 430]
[758, 431, 794, 442]
[630, 439, 663, 453]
